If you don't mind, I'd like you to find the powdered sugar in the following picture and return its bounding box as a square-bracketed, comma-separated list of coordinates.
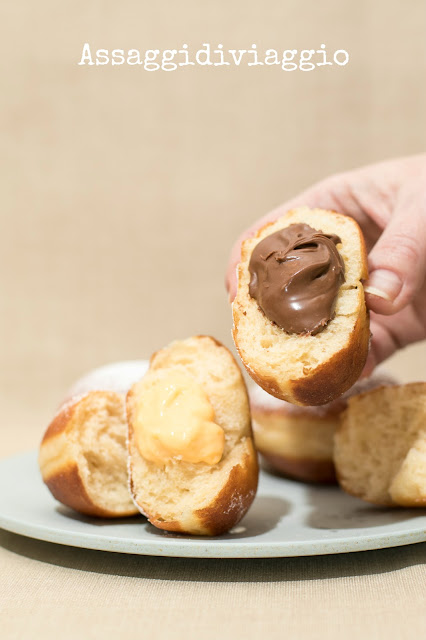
[65, 360, 149, 401]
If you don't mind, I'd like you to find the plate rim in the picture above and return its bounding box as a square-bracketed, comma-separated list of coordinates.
[0, 450, 425, 559]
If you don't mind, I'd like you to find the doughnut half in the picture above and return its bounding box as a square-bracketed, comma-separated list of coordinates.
[232, 207, 370, 405]
[334, 382, 426, 506]
[39, 361, 148, 518]
[250, 372, 397, 485]
[127, 336, 259, 536]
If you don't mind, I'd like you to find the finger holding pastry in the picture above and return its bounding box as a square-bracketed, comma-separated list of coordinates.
[227, 155, 426, 375]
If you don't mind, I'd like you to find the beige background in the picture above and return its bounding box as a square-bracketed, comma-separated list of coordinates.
[2, 0, 426, 451]
[1, 2, 426, 639]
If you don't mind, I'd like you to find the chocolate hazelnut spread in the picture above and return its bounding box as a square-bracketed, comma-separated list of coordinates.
[248, 223, 345, 335]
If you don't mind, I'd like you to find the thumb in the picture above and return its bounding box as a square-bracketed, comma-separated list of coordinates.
[364, 182, 426, 315]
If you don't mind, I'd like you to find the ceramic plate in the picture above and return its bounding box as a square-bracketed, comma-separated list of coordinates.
[0, 451, 425, 558]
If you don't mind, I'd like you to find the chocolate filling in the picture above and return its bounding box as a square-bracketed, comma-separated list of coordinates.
[248, 223, 345, 335]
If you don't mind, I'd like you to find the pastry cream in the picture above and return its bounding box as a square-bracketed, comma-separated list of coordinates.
[133, 370, 225, 466]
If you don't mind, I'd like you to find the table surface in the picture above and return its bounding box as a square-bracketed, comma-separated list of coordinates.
[1, 420, 425, 640]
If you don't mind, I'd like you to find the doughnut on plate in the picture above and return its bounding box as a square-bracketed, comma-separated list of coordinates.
[0, 451, 425, 557]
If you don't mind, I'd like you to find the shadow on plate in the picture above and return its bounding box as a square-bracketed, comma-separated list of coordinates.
[145, 495, 291, 540]
[55, 506, 146, 527]
[305, 485, 424, 530]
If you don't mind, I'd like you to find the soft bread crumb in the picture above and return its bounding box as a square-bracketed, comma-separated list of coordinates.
[127, 336, 258, 535]
[73, 393, 136, 513]
[39, 391, 138, 517]
[249, 371, 397, 484]
[334, 383, 426, 506]
[390, 436, 426, 505]
[233, 208, 369, 405]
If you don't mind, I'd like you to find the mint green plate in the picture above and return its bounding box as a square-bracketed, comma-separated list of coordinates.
[0, 451, 425, 558]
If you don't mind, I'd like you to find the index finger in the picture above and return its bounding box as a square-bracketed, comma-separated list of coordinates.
[225, 171, 384, 300]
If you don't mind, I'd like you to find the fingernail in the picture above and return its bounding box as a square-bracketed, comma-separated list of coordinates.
[364, 269, 402, 302]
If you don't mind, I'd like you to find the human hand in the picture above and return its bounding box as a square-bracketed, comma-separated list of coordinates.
[226, 154, 426, 375]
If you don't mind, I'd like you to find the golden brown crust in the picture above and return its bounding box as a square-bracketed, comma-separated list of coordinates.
[233, 300, 371, 405]
[146, 518, 185, 533]
[40, 392, 138, 519]
[43, 462, 133, 518]
[261, 451, 336, 484]
[127, 335, 259, 536]
[233, 208, 370, 405]
[232, 349, 284, 400]
[195, 442, 258, 535]
[134, 444, 258, 536]
[288, 302, 370, 405]
[41, 402, 76, 444]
